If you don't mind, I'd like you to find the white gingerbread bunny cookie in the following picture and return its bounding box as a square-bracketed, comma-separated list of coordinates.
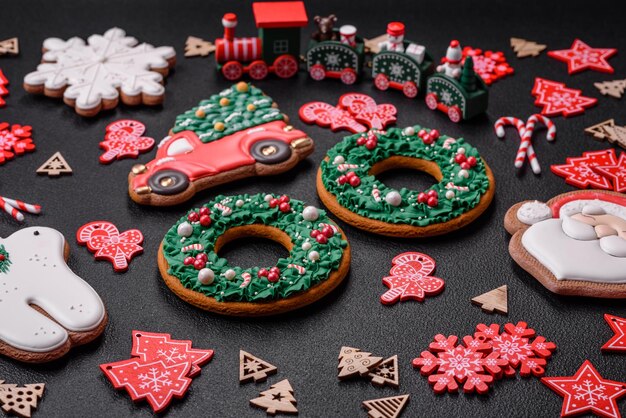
[0, 227, 107, 362]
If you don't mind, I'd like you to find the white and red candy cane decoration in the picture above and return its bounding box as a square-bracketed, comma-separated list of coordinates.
[372, 187, 382, 202]
[336, 163, 359, 172]
[444, 182, 469, 192]
[0, 195, 41, 222]
[442, 138, 457, 149]
[239, 272, 251, 288]
[213, 203, 232, 216]
[287, 264, 306, 275]
[318, 223, 339, 235]
[181, 243, 204, 253]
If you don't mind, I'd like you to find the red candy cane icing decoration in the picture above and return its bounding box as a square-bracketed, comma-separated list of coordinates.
[239, 272, 251, 288]
[442, 138, 457, 149]
[77, 221, 144, 272]
[336, 163, 359, 172]
[287, 264, 306, 275]
[445, 182, 469, 192]
[380, 252, 445, 305]
[213, 203, 232, 216]
[182, 243, 204, 252]
[99, 119, 155, 164]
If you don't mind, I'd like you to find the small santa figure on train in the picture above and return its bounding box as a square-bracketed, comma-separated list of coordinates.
[437, 40, 463, 79]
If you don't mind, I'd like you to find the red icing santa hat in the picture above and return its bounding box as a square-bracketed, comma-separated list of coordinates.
[386, 22, 405, 37]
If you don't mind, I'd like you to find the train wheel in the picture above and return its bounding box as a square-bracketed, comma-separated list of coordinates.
[309, 64, 326, 81]
[222, 61, 243, 81]
[274, 55, 298, 78]
[340, 68, 357, 85]
[425, 93, 438, 110]
[249, 60, 269, 80]
[374, 73, 389, 91]
[402, 81, 418, 98]
[448, 106, 462, 123]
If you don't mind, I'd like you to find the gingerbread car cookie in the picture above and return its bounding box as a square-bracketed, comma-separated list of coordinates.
[505, 190, 626, 298]
[129, 83, 314, 206]
[0, 227, 107, 362]
[317, 126, 495, 237]
[158, 193, 351, 316]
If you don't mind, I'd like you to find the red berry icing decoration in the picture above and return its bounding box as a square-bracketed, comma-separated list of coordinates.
[76, 221, 144, 272]
[269, 198, 279, 208]
[602, 314, 626, 353]
[455, 153, 467, 164]
[0, 123, 35, 165]
[412, 334, 507, 394]
[348, 175, 361, 187]
[199, 207, 210, 217]
[258, 268, 269, 278]
[380, 252, 444, 305]
[541, 360, 626, 418]
[187, 212, 200, 223]
[267, 271, 280, 283]
[531, 77, 597, 117]
[474, 322, 556, 378]
[279, 202, 291, 213]
[315, 234, 328, 244]
[547, 39, 617, 75]
[199, 215, 212, 227]
[183, 256, 194, 265]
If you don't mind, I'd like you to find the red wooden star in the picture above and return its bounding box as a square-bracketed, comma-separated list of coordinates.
[594, 153, 626, 193]
[548, 39, 617, 74]
[602, 314, 626, 353]
[541, 360, 626, 418]
[551, 149, 617, 190]
[532, 78, 597, 117]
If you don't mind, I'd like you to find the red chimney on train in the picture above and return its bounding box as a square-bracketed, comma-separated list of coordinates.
[222, 13, 237, 41]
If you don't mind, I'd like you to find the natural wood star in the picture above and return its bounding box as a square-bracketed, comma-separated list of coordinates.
[548, 39, 617, 74]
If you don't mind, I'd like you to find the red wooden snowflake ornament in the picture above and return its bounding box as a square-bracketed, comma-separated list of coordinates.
[532, 78, 597, 117]
[76, 221, 144, 272]
[462, 47, 514, 85]
[0, 123, 35, 165]
[380, 252, 445, 305]
[100, 359, 193, 413]
[99, 119, 155, 164]
[551, 149, 618, 190]
[474, 322, 556, 378]
[593, 153, 626, 193]
[130, 331, 214, 378]
[412, 334, 507, 394]
[338, 93, 397, 130]
[299, 101, 366, 133]
[548, 39, 617, 75]
[602, 314, 626, 353]
[541, 360, 626, 418]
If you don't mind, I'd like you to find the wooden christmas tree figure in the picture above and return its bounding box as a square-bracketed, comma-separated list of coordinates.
[184, 36, 215, 57]
[0, 383, 45, 418]
[471, 285, 508, 315]
[585, 119, 626, 149]
[240, 350, 278, 383]
[337, 346, 383, 380]
[367, 355, 399, 388]
[510, 37, 546, 58]
[249, 379, 298, 416]
[362, 394, 409, 418]
[0, 381, 17, 392]
[36, 152, 72, 177]
[594, 79, 626, 99]
[0, 38, 19, 56]
[460, 56, 477, 92]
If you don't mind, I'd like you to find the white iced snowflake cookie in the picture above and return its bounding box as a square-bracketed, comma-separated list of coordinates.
[517, 201, 552, 225]
[0, 227, 107, 362]
[23, 28, 176, 117]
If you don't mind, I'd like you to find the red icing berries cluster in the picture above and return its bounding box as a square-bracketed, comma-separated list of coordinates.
[187, 207, 212, 227]
[337, 171, 361, 187]
[258, 266, 281, 283]
[269, 195, 291, 213]
[454, 151, 477, 170]
[417, 190, 439, 207]
[418, 128, 440, 145]
[310, 224, 336, 244]
[356, 131, 378, 150]
[184, 252, 208, 270]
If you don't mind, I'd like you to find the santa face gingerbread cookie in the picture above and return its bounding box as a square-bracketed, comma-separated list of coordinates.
[505, 190, 626, 298]
[0, 227, 107, 362]
[317, 125, 495, 237]
[159, 193, 351, 316]
[129, 83, 314, 206]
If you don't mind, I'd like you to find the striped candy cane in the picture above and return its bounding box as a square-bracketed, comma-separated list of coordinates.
[445, 182, 469, 192]
[182, 243, 204, 252]
[530, 114, 556, 141]
[517, 115, 552, 174]
[495, 116, 540, 174]
[372, 187, 381, 202]
[336, 163, 359, 172]
[213, 203, 232, 216]
[239, 272, 252, 288]
[1, 197, 41, 214]
[287, 264, 306, 275]
[442, 138, 457, 149]
[0, 196, 24, 222]
[318, 223, 338, 235]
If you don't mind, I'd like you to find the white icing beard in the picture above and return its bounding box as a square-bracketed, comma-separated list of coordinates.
[521, 218, 626, 283]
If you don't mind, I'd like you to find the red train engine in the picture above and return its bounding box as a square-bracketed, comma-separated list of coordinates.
[215, 1, 308, 81]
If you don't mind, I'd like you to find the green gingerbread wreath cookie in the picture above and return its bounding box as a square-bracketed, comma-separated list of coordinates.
[158, 193, 351, 316]
[317, 126, 495, 237]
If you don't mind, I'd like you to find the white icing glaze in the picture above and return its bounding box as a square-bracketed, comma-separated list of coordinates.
[24, 28, 175, 110]
[0, 227, 105, 352]
[561, 216, 598, 241]
[521, 219, 626, 283]
[559, 199, 626, 220]
[517, 201, 552, 225]
[600, 236, 626, 257]
[582, 205, 606, 216]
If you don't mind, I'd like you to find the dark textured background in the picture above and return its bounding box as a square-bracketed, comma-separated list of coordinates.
[1, 0, 626, 417]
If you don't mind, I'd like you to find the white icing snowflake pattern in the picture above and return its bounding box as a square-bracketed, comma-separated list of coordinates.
[325, 52, 340, 66]
[138, 368, 173, 392]
[23, 28, 175, 113]
[573, 380, 609, 406]
[390, 63, 404, 77]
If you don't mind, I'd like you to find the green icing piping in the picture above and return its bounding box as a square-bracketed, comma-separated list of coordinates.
[171, 83, 285, 143]
[0, 245, 10, 274]
[162, 193, 348, 303]
[320, 126, 491, 227]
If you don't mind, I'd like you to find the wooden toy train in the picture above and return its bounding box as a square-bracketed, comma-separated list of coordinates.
[214, 1, 488, 122]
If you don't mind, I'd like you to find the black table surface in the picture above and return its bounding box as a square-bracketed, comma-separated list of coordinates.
[1, 0, 626, 417]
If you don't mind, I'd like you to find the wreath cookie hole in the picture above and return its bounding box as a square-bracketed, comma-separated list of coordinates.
[214, 225, 293, 269]
[368, 156, 444, 192]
